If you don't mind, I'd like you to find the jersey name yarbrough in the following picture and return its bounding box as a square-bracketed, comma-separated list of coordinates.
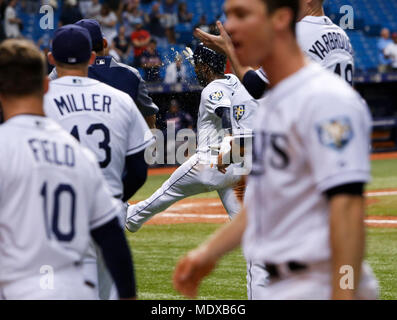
[53, 93, 112, 116]
[308, 31, 353, 61]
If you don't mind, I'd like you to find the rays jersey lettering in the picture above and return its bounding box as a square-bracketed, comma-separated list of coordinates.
[44, 76, 154, 197]
[297, 16, 354, 85]
[251, 131, 289, 176]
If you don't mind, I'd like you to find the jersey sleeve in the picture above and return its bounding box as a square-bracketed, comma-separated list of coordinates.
[202, 85, 232, 116]
[85, 150, 122, 229]
[126, 100, 155, 156]
[302, 92, 372, 193]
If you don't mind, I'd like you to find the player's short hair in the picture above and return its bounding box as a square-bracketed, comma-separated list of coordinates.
[0, 39, 46, 97]
[193, 43, 226, 75]
[262, 0, 300, 34]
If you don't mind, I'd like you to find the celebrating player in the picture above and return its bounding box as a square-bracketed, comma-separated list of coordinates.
[48, 19, 159, 129]
[173, 0, 378, 300]
[195, 0, 354, 100]
[126, 44, 246, 233]
[0, 39, 135, 300]
[44, 25, 154, 299]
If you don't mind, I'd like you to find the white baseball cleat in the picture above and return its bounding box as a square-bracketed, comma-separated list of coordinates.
[125, 205, 145, 233]
[125, 218, 142, 233]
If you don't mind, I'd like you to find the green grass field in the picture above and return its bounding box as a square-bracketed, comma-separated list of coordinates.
[127, 158, 397, 300]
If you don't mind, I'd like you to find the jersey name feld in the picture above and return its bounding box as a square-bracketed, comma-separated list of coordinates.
[28, 138, 75, 168]
[53, 93, 112, 116]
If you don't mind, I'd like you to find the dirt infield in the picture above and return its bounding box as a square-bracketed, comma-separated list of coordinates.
[130, 196, 397, 228]
[147, 152, 397, 177]
[143, 154, 397, 228]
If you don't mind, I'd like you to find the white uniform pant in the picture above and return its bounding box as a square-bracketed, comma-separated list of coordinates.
[246, 260, 379, 300]
[0, 264, 96, 300]
[127, 153, 242, 227]
[83, 207, 128, 300]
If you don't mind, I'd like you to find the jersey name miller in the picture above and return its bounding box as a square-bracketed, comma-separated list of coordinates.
[53, 93, 112, 116]
[308, 32, 353, 61]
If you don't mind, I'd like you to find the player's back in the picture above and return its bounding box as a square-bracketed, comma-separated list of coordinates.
[0, 115, 116, 289]
[44, 76, 153, 198]
[297, 16, 354, 85]
[196, 74, 239, 161]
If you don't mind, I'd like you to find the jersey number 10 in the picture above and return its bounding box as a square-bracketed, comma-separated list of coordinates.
[40, 182, 76, 242]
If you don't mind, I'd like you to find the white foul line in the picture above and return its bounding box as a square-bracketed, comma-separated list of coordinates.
[365, 219, 397, 225]
[366, 191, 397, 197]
[160, 212, 227, 219]
[160, 213, 397, 224]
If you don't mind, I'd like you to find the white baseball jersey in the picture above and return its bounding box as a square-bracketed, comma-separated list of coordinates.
[231, 78, 260, 138]
[44, 76, 154, 198]
[243, 63, 372, 264]
[196, 74, 239, 162]
[297, 16, 354, 85]
[0, 115, 121, 286]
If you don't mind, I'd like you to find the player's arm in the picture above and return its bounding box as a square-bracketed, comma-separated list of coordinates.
[327, 184, 365, 300]
[91, 217, 136, 299]
[122, 150, 148, 202]
[173, 208, 247, 298]
[304, 93, 371, 299]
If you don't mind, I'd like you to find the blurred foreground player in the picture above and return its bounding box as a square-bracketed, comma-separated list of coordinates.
[173, 0, 378, 300]
[0, 39, 135, 300]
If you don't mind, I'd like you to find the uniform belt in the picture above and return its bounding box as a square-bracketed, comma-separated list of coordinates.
[264, 261, 307, 279]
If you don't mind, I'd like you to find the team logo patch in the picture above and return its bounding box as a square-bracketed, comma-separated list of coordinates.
[209, 91, 224, 101]
[316, 117, 354, 151]
[233, 105, 245, 121]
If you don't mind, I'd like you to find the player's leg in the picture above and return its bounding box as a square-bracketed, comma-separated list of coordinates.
[217, 186, 242, 219]
[126, 154, 209, 232]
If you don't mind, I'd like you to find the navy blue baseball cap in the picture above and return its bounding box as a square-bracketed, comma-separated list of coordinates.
[52, 25, 92, 64]
[75, 19, 104, 49]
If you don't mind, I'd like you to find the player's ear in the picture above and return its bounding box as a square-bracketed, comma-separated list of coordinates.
[89, 52, 97, 65]
[103, 38, 108, 49]
[271, 7, 294, 33]
[48, 52, 56, 66]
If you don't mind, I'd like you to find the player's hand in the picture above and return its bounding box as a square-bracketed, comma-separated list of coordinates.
[182, 47, 194, 65]
[194, 21, 234, 55]
[173, 247, 217, 299]
[217, 152, 230, 174]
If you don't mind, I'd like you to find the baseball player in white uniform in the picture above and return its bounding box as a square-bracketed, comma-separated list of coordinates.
[0, 39, 135, 300]
[126, 44, 246, 233]
[297, 0, 354, 85]
[194, 0, 354, 101]
[173, 0, 378, 300]
[43, 25, 153, 299]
